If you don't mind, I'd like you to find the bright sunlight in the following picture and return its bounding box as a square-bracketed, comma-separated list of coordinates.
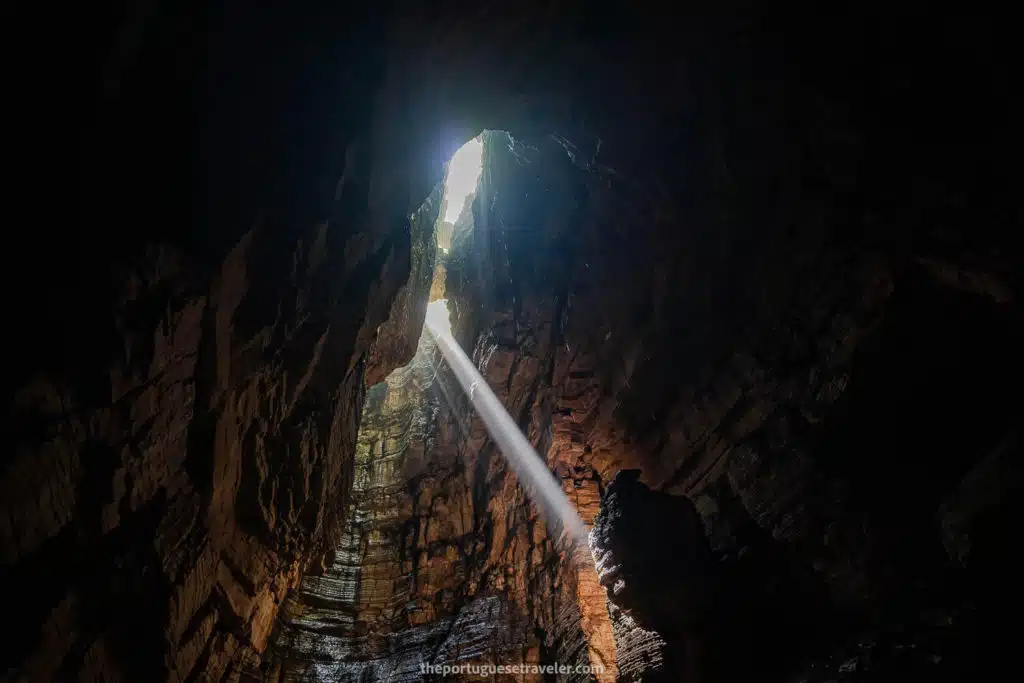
[424, 298, 588, 546]
[441, 136, 484, 224]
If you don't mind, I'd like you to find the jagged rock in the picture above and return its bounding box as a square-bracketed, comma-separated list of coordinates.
[365, 183, 443, 386]
[590, 470, 716, 682]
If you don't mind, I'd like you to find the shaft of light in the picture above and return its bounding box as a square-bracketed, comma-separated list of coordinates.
[425, 306, 588, 546]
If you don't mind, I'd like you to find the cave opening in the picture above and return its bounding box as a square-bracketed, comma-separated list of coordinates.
[438, 134, 485, 244]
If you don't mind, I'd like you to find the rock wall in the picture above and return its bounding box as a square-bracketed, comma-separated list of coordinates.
[262, 326, 559, 682]
[259, 133, 618, 682]
[384, 112, 1020, 681]
[1, 207, 422, 682]
[3, 6, 433, 680]
[6, 1, 1020, 681]
[591, 470, 716, 683]
[256, 65, 1022, 675]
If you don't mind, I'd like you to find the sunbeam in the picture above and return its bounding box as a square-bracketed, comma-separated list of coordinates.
[424, 300, 588, 546]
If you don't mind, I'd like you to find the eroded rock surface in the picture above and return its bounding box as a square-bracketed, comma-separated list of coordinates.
[260, 137, 618, 682]
[590, 470, 716, 682]
[1, 178, 444, 683]
[2, 32, 439, 678]
[258, 107, 1021, 680]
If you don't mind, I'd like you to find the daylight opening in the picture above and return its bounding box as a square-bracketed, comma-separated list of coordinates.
[442, 136, 484, 224]
[436, 134, 484, 253]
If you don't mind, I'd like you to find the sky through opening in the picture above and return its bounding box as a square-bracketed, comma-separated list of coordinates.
[441, 136, 484, 224]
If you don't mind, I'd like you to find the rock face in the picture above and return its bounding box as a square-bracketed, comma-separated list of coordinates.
[590, 470, 716, 682]
[3, 7, 435, 680]
[365, 182, 443, 386]
[1, 215, 418, 681]
[260, 329, 571, 682]
[258, 134, 619, 682]
[263, 112, 1021, 683]
[6, 1, 1022, 682]
[263, 331, 460, 682]
[260, 120, 1021, 683]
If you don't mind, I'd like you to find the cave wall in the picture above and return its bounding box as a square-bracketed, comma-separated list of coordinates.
[3, 3, 434, 680]
[259, 133, 618, 683]
[261, 324, 569, 683]
[1, 85, 436, 683]
[437, 64, 1021, 678]
[5, 0, 1021, 681]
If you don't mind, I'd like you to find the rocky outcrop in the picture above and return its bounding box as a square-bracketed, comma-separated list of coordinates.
[365, 182, 443, 386]
[590, 470, 716, 682]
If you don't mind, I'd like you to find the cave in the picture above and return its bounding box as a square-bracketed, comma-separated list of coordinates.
[3, 1, 1021, 682]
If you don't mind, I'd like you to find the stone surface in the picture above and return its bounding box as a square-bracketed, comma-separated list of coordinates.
[259, 138, 619, 681]
[591, 470, 716, 682]
[365, 182, 443, 386]
[5, 2, 1021, 682]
